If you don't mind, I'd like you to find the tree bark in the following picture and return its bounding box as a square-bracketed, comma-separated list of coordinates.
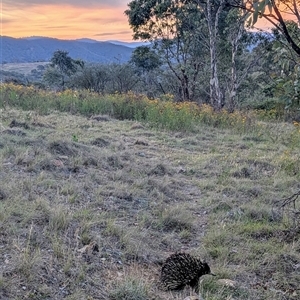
[206, 0, 225, 110]
[228, 11, 247, 112]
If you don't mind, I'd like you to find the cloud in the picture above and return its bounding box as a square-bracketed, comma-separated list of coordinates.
[44, 25, 70, 29]
[2, 0, 133, 41]
[3, 0, 127, 8]
[94, 30, 131, 37]
[1, 18, 13, 24]
[88, 17, 126, 24]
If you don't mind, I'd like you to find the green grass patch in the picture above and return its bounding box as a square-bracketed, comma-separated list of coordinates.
[0, 83, 278, 133]
[108, 277, 150, 300]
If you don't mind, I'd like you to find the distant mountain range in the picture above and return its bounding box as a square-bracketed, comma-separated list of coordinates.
[0, 36, 148, 64]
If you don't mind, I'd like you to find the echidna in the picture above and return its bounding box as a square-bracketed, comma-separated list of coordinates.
[161, 252, 215, 292]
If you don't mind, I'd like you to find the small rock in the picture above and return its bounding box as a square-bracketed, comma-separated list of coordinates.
[77, 241, 99, 254]
[90, 115, 110, 122]
[52, 159, 64, 167]
[183, 296, 199, 300]
[58, 155, 69, 160]
[217, 279, 237, 288]
[131, 123, 145, 130]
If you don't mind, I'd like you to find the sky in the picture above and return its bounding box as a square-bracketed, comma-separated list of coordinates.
[1, 0, 292, 42]
[1, 0, 134, 41]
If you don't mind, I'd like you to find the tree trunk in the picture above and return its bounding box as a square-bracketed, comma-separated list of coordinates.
[228, 18, 244, 112]
[206, 0, 225, 110]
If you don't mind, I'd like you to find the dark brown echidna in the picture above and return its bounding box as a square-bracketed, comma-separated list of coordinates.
[161, 253, 215, 292]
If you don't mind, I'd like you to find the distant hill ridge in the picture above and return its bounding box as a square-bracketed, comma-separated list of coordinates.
[0, 36, 145, 64]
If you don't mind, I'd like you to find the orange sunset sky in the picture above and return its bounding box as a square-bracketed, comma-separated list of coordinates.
[1, 0, 134, 41]
[1, 0, 286, 42]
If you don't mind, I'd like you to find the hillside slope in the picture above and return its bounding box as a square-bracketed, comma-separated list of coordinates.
[1, 36, 134, 63]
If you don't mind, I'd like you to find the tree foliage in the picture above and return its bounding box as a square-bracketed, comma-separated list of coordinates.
[230, 0, 300, 56]
[44, 50, 84, 89]
[228, 0, 300, 111]
[125, 0, 215, 102]
[263, 22, 300, 111]
[130, 46, 161, 72]
[125, 0, 256, 108]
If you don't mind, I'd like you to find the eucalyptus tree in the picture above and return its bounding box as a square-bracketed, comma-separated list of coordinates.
[70, 63, 111, 94]
[266, 22, 300, 111]
[125, 0, 251, 110]
[44, 50, 84, 90]
[228, 0, 300, 111]
[130, 46, 166, 97]
[106, 63, 140, 94]
[130, 46, 161, 72]
[125, 0, 210, 102]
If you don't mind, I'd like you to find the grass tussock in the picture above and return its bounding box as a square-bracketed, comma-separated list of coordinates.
[108, 277, 150, 300]
[0, 88, 299, 299]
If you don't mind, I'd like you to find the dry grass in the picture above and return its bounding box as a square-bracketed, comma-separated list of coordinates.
[1, 62, 49, 76]
[0, 108, 299, 299]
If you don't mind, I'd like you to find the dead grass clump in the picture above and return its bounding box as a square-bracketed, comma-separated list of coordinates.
[2, 128, 26, 136]
[145, 178, 177, 201]
[91, 137, 110, 147]
[0, 189, 7, 200]
[232, 167, 252, 178]
[130, 123, 145, 130]
[90, 114, 111, 122]
[246, 159, 276, 177]
[36, 157, 62, 171]
[48, 140, 79, 156]
[212, 201, 233, 213]
[33, 197, 52, 225]
[20, 138, 47, 147]
[245, 186, 262, 197]
[9, 119, 30, 129]
[82, 156, 99, 167]
[156, 206, 194, 233]
[31, 120, 54, 128]
[106, 155, 124, 169]
[148, 164, 170, 176]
